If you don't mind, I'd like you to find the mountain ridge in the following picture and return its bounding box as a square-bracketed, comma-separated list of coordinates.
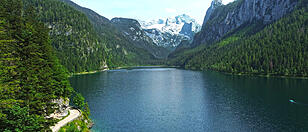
[111, 17, 169, 58]
[52, 0, 166, 68]
[168, 0, 307, 77]
[192, 0, 298, 47]
[139, 14, 201, 50]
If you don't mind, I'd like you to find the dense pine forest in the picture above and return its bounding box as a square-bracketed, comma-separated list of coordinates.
[0, 0, 162, 131]
[0, 0, 90, 131]
[169, 1, 308, 77]
[23, 0, 108, 73]
[23, 0, 162, 73]
[60, 0, 162, 67]
[1, 0, 307, 131]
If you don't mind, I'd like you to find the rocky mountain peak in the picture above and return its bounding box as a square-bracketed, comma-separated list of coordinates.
[202, 0, 223, 28]
[111, 17, 169, 58]
[140, 14, 201, 35]
[214, 0, 223, 5]
[111, 18, 141, 28]
[179, 22, 193, 38]
[193, 0, 298, 47]
[138, 14, 201, 49]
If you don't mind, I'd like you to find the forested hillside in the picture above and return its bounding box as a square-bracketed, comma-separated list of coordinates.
[169, 1, 308, 77]
[111, 17, 169, 58]
[0, 0, 73, 130]
[191, 0, 298, 47]
[23, 0, 108, 73]
[60, 0, 163, 67]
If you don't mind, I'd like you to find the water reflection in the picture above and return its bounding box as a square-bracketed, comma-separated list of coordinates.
[70, 68, 308, 132]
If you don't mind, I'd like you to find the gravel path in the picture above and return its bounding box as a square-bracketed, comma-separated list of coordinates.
[50, 108, 81, 132]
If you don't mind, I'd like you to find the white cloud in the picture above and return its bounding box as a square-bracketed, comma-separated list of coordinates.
[165, 8, 177, 13]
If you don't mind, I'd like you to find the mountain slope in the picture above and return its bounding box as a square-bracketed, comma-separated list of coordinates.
[169, 0, 308, 77]
[191, 0, 298, 47]
[23, 0, 108, 73]
[60, 0, 166, 66]
[1, 0, 73, 130]
[23, 0, 167, 72]
[111, 18, 169, 58]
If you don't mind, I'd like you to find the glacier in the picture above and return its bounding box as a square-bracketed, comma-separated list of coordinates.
[138, 14, 201, 50]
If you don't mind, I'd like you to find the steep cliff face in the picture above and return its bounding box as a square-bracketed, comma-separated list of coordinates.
[179, 22, 193, 38]
[192, 0, 298, 47]
[202, 0, 223, 28]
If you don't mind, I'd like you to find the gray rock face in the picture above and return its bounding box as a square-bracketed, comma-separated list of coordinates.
[139, 14, 201, 50]
[192, 0, 298, 47]
[202, 0, 223, 28]
[111, 18, 147, 43]
[111, 18, 169, 58]
[111, 18, 141, 28]
[46, 98, 70, 119]
[143, 28, 190, 50]
[180, 22, 193, 38]
[52, 98, 69, 113]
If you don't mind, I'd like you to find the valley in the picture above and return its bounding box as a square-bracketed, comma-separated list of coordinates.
[1, 0, 307, 131]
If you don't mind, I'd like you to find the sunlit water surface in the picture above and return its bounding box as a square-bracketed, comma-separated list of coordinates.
[70, 68, 308, 132]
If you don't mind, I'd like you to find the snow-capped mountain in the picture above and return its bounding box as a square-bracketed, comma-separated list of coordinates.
[139, 14, 201, 50]
[111, 18, 169, 58]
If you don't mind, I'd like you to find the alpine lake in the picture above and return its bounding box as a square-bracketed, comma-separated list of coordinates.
[70, 67, 308, 131]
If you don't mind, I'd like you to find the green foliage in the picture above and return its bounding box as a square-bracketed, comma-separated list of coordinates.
[217, 36, 239, 47]
[58, 119, 89, 132]
[72, 92, 90, 121]
[83, 103, 90, 118]
[0, 103, 45, 132]
[170, 5, 308, 77]
[60, 93, 91, 132]
[23, 0, 108, 73]
[0, 0, 74, 130]
[23, 0, 165, 73]
[60, 0, 165, 68]
[73, 93, 85, 110]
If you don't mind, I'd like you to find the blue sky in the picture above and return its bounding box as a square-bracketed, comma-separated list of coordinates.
[71, 0, 234, 24]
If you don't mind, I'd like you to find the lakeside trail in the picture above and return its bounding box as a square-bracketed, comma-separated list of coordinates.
[50, 108, 81, 132]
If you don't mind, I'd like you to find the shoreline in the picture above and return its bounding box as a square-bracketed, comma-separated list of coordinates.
[70, 66, 307, 80]
[224, 72, 308, 80]
[183, 68, 308, 80]
[70, 69, 109, 76]
[70, 65, 179, 76]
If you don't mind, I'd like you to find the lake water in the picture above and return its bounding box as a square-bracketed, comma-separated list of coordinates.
[70, 68, 308, 132]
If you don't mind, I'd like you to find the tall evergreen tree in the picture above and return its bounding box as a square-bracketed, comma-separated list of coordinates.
[0, 0, 73, 131]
